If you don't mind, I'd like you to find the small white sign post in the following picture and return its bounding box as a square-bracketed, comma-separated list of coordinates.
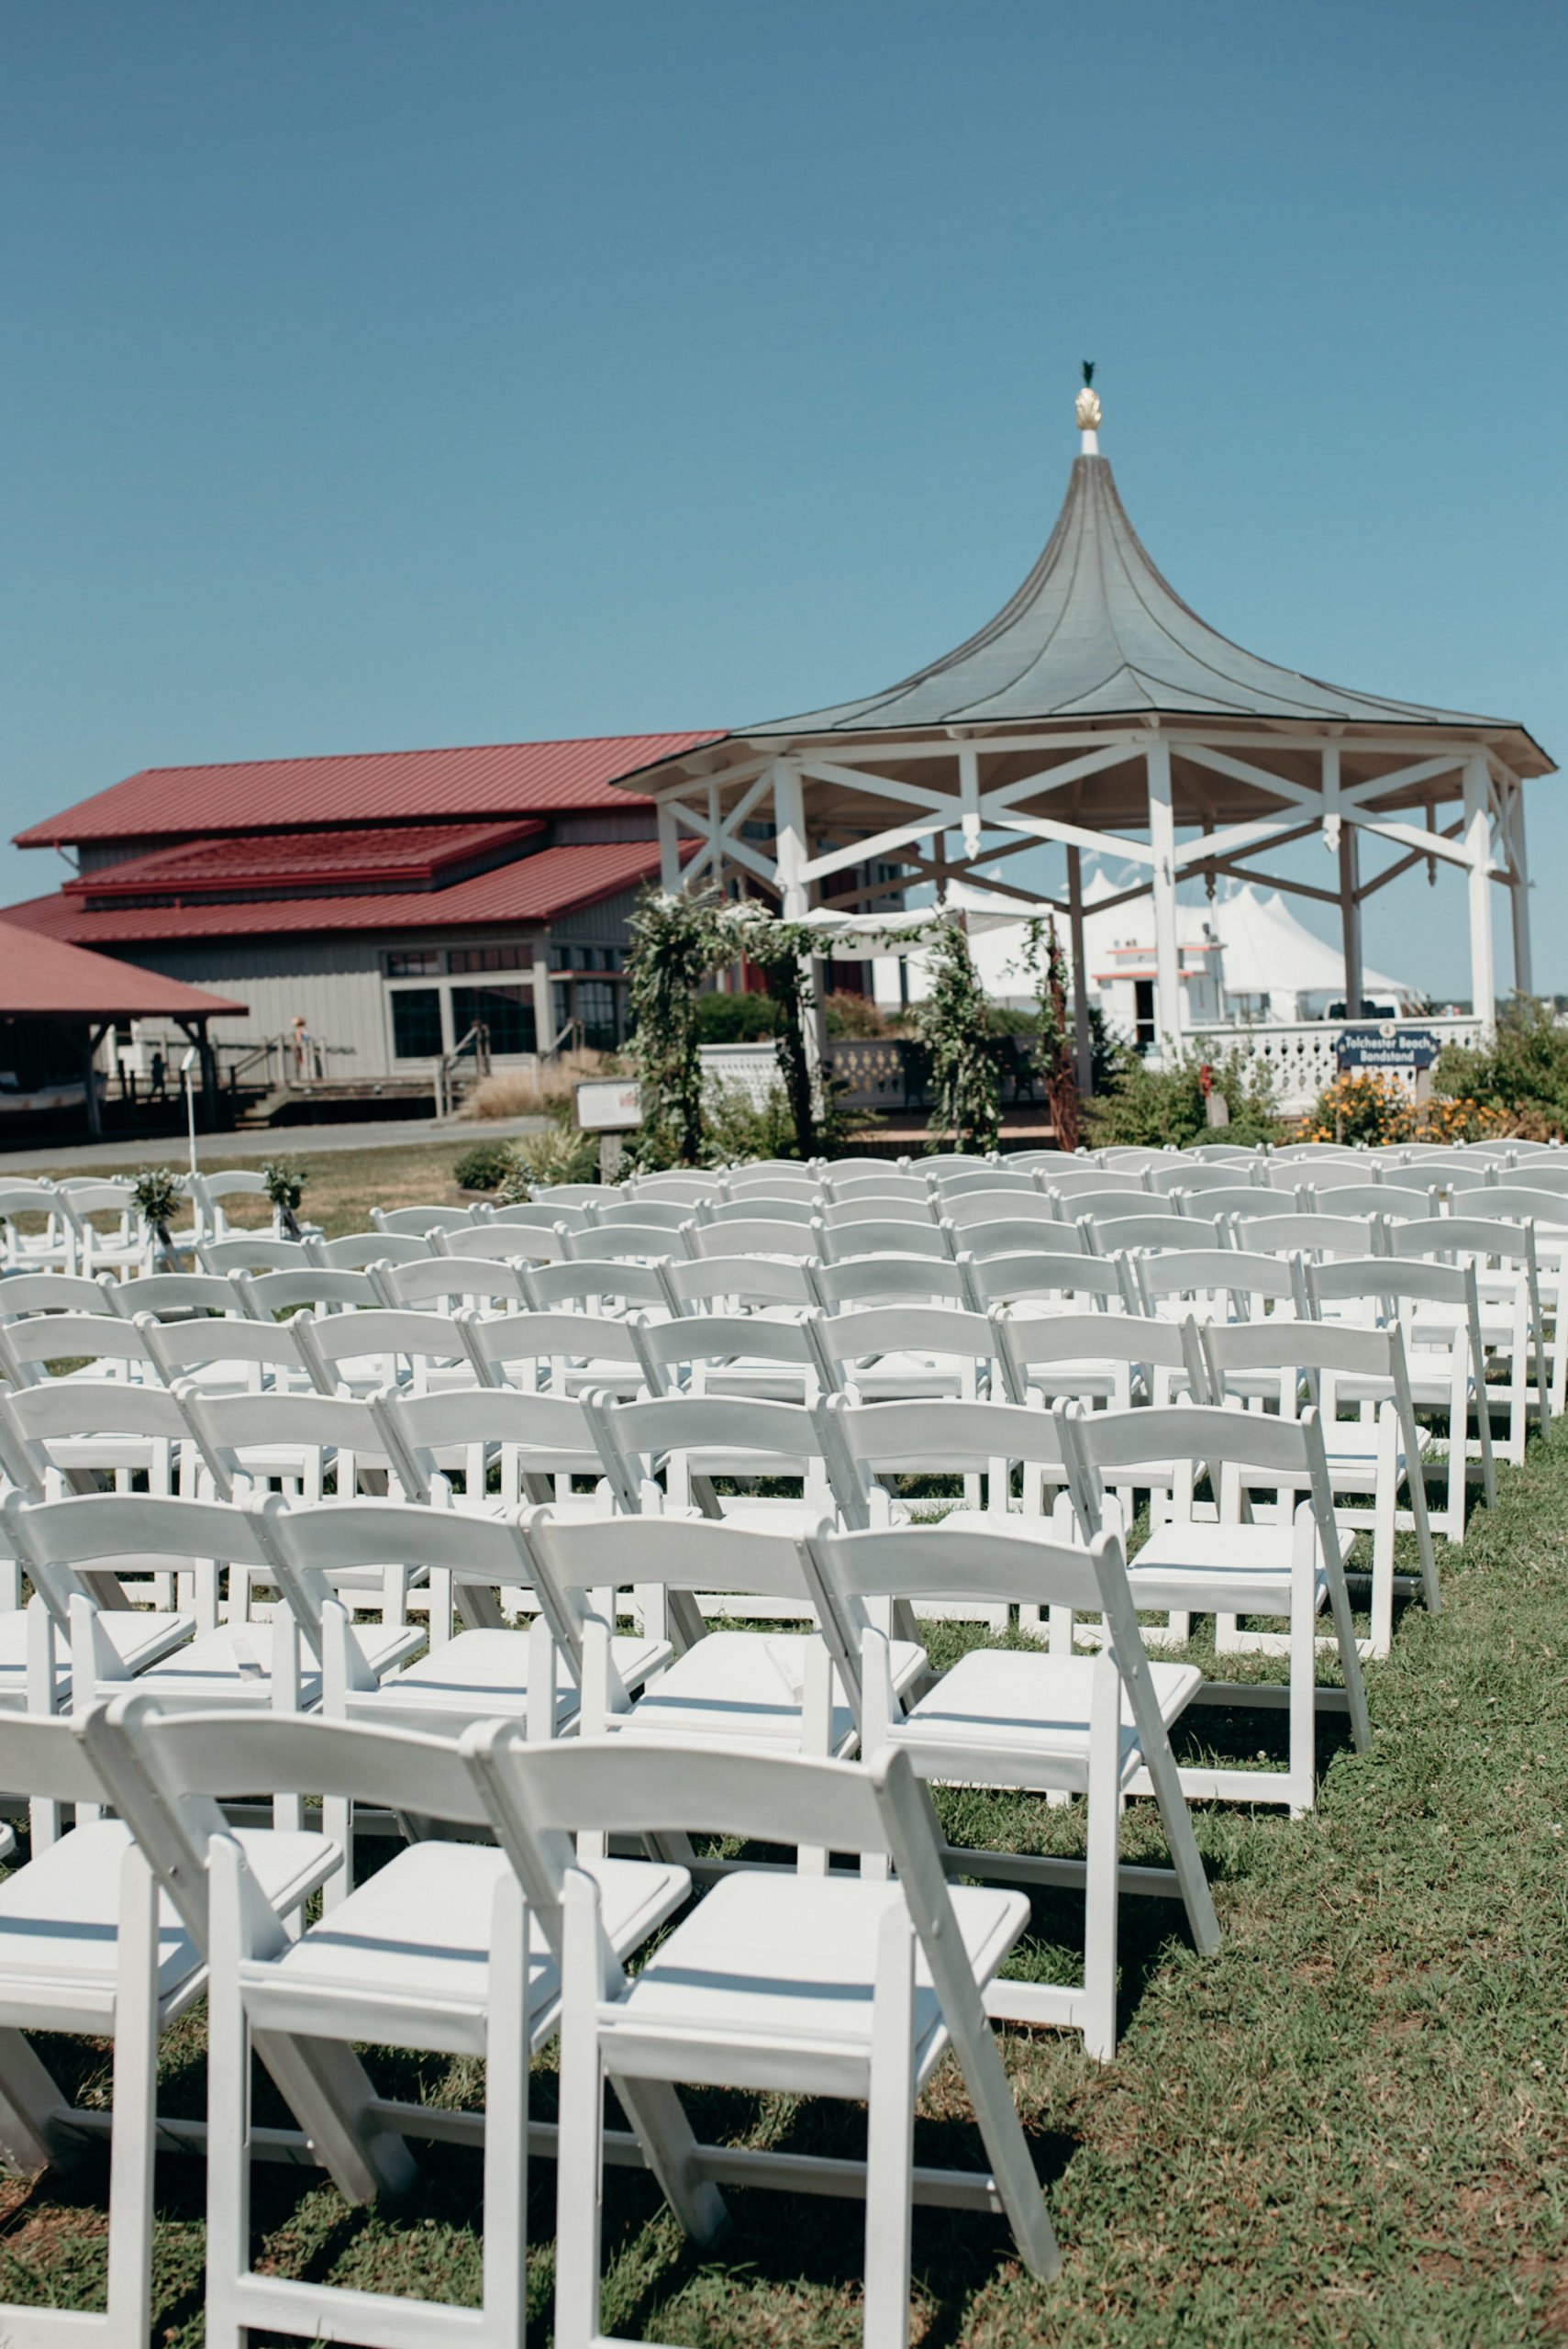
[574, 1076, 643, 1179]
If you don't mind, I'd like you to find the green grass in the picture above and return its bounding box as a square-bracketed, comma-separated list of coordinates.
[39, 1141, 493, 1240]
[1, 1438, 1566, 2342]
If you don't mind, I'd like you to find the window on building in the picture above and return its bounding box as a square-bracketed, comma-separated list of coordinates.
[452, 984, 536, 1056]
[575, 979, 620, 1052]
[385, 951, 443, 978]
[1134, 979, 1156, 1052]
[391, 988, 444, 1059]
[449, 944, 529, 974]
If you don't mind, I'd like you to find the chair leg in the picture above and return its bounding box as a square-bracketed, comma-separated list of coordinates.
[1368, 1411, 1397, 1660]
[0, 2030, 72, 2174]
[205, 1840, 252, 2349]
[106, 1847, 161, 2349]
[554, 1870, 608, 2349]
[1287, 1528, 1318, 1820]
[1082, 1653, 1120, 2062]
[482, 1876, 529, 2349]
[863, 1906, 917, 2349]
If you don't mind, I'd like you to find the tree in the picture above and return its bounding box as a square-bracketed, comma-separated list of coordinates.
[915, 918, 1001, 1153]
[1022, 915, 1080, 1153]
[624, 888, 730, 1166]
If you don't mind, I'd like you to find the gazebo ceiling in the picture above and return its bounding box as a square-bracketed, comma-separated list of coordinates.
[743, 440, 1550, 774]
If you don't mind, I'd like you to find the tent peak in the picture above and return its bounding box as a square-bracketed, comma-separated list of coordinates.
[1074, 363, 1102, 456]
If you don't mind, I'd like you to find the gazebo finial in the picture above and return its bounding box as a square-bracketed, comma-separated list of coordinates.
[1074, 360, 1101, 453]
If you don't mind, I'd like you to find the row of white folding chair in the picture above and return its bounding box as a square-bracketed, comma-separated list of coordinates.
[17, 1690, 1059, 2349]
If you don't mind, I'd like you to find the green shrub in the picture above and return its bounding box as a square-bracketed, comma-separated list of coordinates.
[699, 1081, 801, 1167]
[823, 991, 888, 1039]
[1084, 1041, 1284, 1150]
[693, 992, 782, 1043]
[1434, 995, 1568, 1139]
[453, 1141, 517, 1194]
[495, 1128, 600, 1201]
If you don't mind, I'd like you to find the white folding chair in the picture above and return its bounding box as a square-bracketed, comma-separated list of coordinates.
[292, 1305, 484, 1398]
[807, 1252, 973, 1311]
[0, 1708, 337, 2348]
[632, 1308, 832, 1403]
[97, 1697, 688, 2349]
[140, 1308, 316, 1397]
[584, 1390, 839, 1535]
[462, 1307, 651, 1399]
[1392, 1214, 1549, 1460]
[462, 1730, 1061, 2349]
[1062, 1402, 1372, 1813]
[1197, 1317, 1440, 1658]
[804, 1519, 1219, 2056]
[371, 1202, 476, 1238]
[234, 1265, 384, 1321]
[811, 1301, 999, 1402]
[0, 1270, 117, 1320]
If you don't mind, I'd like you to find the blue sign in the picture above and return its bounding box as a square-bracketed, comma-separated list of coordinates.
[1335, 1025, 1442, 1071]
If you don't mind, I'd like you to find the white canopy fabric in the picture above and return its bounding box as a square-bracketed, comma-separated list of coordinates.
[864, 871, 1417, 1020]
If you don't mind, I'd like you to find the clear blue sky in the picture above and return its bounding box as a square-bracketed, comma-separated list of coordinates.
[5, 1, 1564, 996]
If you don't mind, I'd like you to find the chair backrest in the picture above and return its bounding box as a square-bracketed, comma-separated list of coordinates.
[106, 1272, 241, 1322]
[384, 1385, 602, 1504]
[526, 1256, 679, 1315]
[1144, 1160, 1254, 1197]
[584, 1389, 828, 1514]
[806, 1252, 972, 1311]
[1304, 1252, 1481, 1325]
[1168, 1185, 1279, 1222]
[819, 1217, 951, 1264]
[819, 1172, 929, 1206]
[0, 1377, 202, 1499]
[199, 1234, 322, 1277]
[1474, 1187, 1568, 1230]
[805, 1519, 1114, 1673]
[142, 1310, 311, 1391]
[518, 1506, 818, 1670]
[462, 1307, 649, 1391]
[264, 1494, 535, 1618]
[995, 1307, 1194, 1407]
[683, 1219, 816, 1263]
[566, 1224, 689, 1264]
[1486, 1159, 1568, 1195]
[1198, 1315, 1410, 1417]
[1306, 1183, 1436, 1220]
[592, 1197, 690, 1231]
[1393, 1215, 1540, 1271]
[86, 1694, 488, 1947]
[1130, 1247, 1299, 1319]
[661, 1252, 817, 1315]
[813, 1304, 998, 1396]
[957, 1249, 1126, 1313]
[235, 1265, 384, 1319]
[4, 1487, 272, 1630]
[0, 1308, 159, 1386]
[817, 1196, 936, 1229]
[818, 1390, 1069, 1528]
[371, 1204, 475, 1237]
[439, 1221, 569, 1265]
[631, 1310, 829, 1396]
[941, 1188, 1056, 1229]
[624, 1174, 722, 1207]
[702, 1195, 819, 1227]
[179, 1386, 420, 1501]
[1044, 1166, 1149, 1201]
[532, 1183, 615, 1208]
[1232, 1211, 1388, 1260]
[1294, 1159, 1385, 1194]
[947, 1218, 1085, 1264]
[721, 1167, 817, 1199]
[482, 1200, 592, 1231]
[0, 1270, 117, 1319]
[1083, 1211, 1221, 1256]
[292, 1306, 481, 1396]
[376, 1254, 532, 1313]
[1062, 1397, 1337, 1540]
[0, 1707, 117, 1811]
[319, 1230, 434, 1269]
[1095, 1148, 1172, 1173]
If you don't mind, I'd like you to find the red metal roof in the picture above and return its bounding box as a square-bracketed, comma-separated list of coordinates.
[0, 919, 245, 1019]
[65, 818, 546, 901]
[0, 838, 679, 949]
[16, 732, 727, 848]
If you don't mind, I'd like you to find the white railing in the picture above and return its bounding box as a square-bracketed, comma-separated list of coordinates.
[1185, 1017, 1483, 1113]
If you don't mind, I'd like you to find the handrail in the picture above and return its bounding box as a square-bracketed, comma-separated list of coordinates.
[434, 1021, 492, 1119]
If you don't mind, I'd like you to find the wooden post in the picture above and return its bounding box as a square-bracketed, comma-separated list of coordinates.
[1338, 822, 1363, 1019]
[1067, 845, 1093, 1093]
[1507, 777, 1534, 996]
[1463, 752, 1496, 1036]
[657, 801, 682, 893]
[1145, 736, 1184, 1056]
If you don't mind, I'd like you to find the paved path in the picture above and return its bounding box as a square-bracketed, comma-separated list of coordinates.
[0, 1113, 551, 1173]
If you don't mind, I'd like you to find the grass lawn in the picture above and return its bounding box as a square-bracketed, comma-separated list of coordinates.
[0, 1440, 1564, 2342]
[47, 1141, 492, 1239]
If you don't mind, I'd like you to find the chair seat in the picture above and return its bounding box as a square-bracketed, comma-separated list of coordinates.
[1129, 1520, 1329, 1614]
[0, 1820, 335, 2015]
[611, 1631, 926, 1755]
[0, 1608, 196, 1709]
[602, 1871, 1026, 2088]
[900, 1648, 1201, 1790]
[381, 1627, 671, 1727]
[249, 1842, 690, 2051]
[131, 1618, 422, 1706]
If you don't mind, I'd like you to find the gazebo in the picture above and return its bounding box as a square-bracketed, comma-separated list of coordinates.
[622, 382, 1550, 1088]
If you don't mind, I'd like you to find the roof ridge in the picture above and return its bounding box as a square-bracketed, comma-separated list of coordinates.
[125, 729, 720, 781]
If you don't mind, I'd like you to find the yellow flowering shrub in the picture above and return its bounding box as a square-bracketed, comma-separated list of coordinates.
[1303, 1071, 1514, 1147]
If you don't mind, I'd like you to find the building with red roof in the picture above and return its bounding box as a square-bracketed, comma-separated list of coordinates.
[4, 731, 728, 1090]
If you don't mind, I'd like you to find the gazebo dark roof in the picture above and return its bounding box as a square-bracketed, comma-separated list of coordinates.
[749, 449, 1535, 746]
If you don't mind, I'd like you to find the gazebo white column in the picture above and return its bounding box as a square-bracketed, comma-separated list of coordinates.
[657, 802, 682, 892]
[1145, 734, 1184, 1053]
[1462, 752, 1496, 1035]
[1507, 776, 1533, 996]
[772, 761, 827, 1095]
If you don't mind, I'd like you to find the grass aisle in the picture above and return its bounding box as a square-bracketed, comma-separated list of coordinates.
[3, 1431, 1567, 2343]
